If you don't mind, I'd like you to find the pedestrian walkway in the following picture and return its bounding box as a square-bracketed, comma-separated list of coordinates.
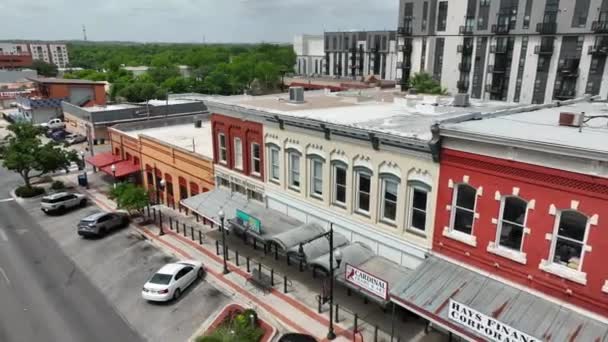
[57, 170, 446, 342]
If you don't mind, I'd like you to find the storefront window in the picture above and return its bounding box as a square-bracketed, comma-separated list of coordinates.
[249, 189, 264, 203]
[451, 184, 477, 235]
[288, 152, 301, 190]
[310, 158, 323, 198]
[332, 163, 347, 206]
[218, 133, 227, 163]
[234, 137, 243, 170]
[497, 196, 527, 251]
[381, 177, 399, 223]
[551, 210, 588, 271]
[251, 143, 261, 175]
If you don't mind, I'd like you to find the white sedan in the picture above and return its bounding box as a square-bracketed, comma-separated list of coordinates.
[141, 260, 205, 302]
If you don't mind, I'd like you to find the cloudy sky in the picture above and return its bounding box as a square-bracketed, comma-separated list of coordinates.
[0, 0, 398, 43]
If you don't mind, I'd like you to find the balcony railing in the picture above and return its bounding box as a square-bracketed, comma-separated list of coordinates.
[553, 89, 576, 100]
[588, 45, 608, 56]
[459, 26, 474, 35]
[534, 44, 554, 55]
[557, 59, 580, 77]
[397, 26, 413, 36]
[592, 20, 608, 33]
[458, 62, 472, 72]
[457, 44, 474, 54]
[487, 64, 507, 73]
[490, 45, 508, 54]
[485, 84, 504, 94]
[491, 24, 510, 35]
[536, 22, 557, 34]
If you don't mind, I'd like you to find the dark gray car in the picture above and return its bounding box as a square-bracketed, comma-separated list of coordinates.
[78, 212, 129, 238]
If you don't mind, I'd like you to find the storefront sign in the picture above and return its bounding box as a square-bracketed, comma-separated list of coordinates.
[236, 209, 261, 234]
[345, 263, 388, 300]
[448, 299, 540, 342]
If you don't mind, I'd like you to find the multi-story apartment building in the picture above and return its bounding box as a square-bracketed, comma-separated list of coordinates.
[0, 42, 69, 68]
[0, 43, 32, 69]
[324, 31, 398, 81]
[397, 0, 608, 104]
[294, 35, 325, 76]
[391, 99, 608, 340]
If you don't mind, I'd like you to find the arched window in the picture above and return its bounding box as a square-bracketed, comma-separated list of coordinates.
[331, 161, 348, 206]
[497, 196, 528, 251]
[287, 149, 302, 191]
[354, 166, 373, 214]
[309, 156, 324, 198]
[407, 181, 432, 233]
[380, 174, 400, 223]
[551, 210, 588, 271]
[450, 184, 477, 235]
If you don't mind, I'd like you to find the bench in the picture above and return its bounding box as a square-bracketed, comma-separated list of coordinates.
[247, 268, 273, 293]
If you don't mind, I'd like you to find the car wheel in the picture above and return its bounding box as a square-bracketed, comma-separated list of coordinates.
[79, 199, 86, 207]
[121, 217, 129, 227]
[99, 228, 107, 237]
[58, 206, 66, 213]
[197, 269, 204, 279]
[173, 288, 181, 301]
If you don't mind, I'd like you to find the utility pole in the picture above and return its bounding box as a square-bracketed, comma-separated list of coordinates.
[82, 25, 88, 41]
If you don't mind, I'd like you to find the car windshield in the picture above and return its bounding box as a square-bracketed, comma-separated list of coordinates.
[80, 218, 97, 224]
[149, 273, 172, 285]
[42, 197, 65, 203]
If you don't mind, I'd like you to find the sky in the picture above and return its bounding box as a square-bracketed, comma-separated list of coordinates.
[0, 0, 398, 43]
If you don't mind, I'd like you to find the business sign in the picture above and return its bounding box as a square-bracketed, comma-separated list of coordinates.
[236, 209, 261, 234]
[345, 263, 388, 300]
[448, 299, 540, 342]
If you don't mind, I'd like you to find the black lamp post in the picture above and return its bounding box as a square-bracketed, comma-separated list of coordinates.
[111, 164, 117, 188]
[298, 223, 343, 340]
[218, 209, 230, 274]
[80, 151, 89, 189]
[157, 179, 166, 236]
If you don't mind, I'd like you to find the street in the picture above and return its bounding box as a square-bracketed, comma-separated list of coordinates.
[0, 166, 143, 342]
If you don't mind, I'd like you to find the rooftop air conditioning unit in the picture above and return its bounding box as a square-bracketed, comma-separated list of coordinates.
[558, 112, 583, 127]
[289, 86, 305, 103]
[453, 93, 470, 107]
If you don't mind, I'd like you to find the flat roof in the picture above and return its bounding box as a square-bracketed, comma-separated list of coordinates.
[145, 99, 201, 106]
[84, 104, 141, 112]
[441, 100, 608, 155]
[124, 121, 213, 158]
[205, 90, 516, 141]
[27, 77, 106, 85]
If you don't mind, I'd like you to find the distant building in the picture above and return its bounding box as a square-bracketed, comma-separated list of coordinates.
[123, 66, 149, 77]
[293, 34, 325, 76]
[0, 43, 32, 70]
[0, 42, 69, 68]
[0, 69, 37, 83]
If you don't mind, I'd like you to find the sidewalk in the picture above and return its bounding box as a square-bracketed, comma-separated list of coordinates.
[59, 170, 445, 342]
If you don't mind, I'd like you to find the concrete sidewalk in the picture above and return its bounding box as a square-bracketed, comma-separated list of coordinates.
[58, 170, 445, 342]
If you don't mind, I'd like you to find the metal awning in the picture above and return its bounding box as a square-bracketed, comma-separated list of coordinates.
[269, 222, 326, 252]
[286, 231, 350, 263]
[390, 256, 608, 342]
[85, 152, 121, 168]
[100, 160, 140, 178]
[308, 242, 374, 274]
[180, 188, 250, 225]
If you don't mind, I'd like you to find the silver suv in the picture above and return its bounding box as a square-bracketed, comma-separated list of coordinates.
[78, 212, 129, 238]
[41, 192, 87, 214]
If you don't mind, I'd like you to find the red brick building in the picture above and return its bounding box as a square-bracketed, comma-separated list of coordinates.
[0, 52, 33, 69]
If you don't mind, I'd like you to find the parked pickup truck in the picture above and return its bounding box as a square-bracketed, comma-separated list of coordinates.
[40, 118, 66, 130]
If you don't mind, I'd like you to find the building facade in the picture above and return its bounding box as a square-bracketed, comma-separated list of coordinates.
[397, 0, 608, 103]
[0, 42, 69, 68]
[294, 35, 325, 76]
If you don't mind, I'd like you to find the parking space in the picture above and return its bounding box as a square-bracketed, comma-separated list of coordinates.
[19, 195, 230, 342]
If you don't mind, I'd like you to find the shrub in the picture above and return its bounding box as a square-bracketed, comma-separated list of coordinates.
[15, 186, 45, 198]
[408, 72, 446, 95]
[51, 180, 65, 190]
[196, 309, 264, 342]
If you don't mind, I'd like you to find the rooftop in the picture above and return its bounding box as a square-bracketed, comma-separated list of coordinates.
[27, 77, 106, 85]
[124, 120, 213, 159]
[84, 104, 141, 112]
[144, 99, 202, 106]
[204, 89, 516, 141]
[441, 100, 608, 157]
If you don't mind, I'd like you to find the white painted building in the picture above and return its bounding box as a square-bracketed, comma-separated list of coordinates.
[294, 35, 325, 76]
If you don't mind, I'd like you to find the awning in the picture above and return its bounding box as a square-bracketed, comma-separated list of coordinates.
[390, 256, 608, 342]
[100, 160, 141, 178]
[269, 223, 326, 252]
[86, 152, 121, 168]
[308, 242, 374, 275]
[287, 231, 350, 263]
[181, 188, 250, 225]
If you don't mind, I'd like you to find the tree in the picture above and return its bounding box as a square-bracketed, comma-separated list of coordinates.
[1, 123, 79, 189]
[109, 183, 149, 215]
[118, 82, 165, 102]
[31, 60, 58, 77]
[408, 72, 446, 95]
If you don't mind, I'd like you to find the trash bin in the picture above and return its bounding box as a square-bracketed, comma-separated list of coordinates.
[78, 173, 88, 187]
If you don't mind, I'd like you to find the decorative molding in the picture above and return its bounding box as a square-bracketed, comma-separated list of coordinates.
[602, 281, 608, 294]
[353, 155, 374, 172]
[584, 245, 592, 252]
[477, 186, 483, 196]
[523, 227, 531, 234]
[474, 212, 480, 219]
[379, 161, 402, 179]
[306, 144, 326, 160]
[549, 204, 557, 215]
[590, 214, 598, 226]
[442, 227, 477, 247]
[448, 179, 454, 188]
[512, 187, 520, 196]
[491, 218, 498, 225]
[330, 149, 349, 165]
[446, 205, 452, 211]
[570, 200, 580, 210]
[463, 175, 470, 183]
[487, 242, 527, 265]
[494, 191, 501, 201]
[528, 199, 536, 210]
[545, 233, 552, 240]
[539, 260, 587, 285]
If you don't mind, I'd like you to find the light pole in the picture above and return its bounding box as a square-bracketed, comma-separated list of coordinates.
[111, 164, 117, 188]
[298, 224, 342, 340]
[157, 179, 166, 236]
[218, 209, 229, 274]
[80, 151, 88, 189]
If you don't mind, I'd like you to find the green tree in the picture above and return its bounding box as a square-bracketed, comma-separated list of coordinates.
[1, 123, 78, 189]
[109, 183, 149, 216]
[31, 60, 58, 77]
[118, 82, 165, 102]
[408, 72, 446, 95]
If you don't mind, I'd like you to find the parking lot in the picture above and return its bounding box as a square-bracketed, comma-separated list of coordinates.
[19, 193, 230, 342]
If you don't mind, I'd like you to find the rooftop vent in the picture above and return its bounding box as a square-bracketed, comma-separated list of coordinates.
[453, 93, 470, 107]
[559, 112, 584, 127]
[288, 86, 305, 104]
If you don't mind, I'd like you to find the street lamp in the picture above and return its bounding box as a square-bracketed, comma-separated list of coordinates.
[80, 151, 88, 189]
[157, 178, 166, 236]
[218, 209, 229, 274]
[297, 224, 342, 340]
[110, 164, 117, 188]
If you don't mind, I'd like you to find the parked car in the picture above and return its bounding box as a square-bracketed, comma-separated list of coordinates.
[77, 211, 129, 238]
[49, 129, 67, 141]
[64, 134, 87, 145]
[40, 118, 66, 130]
[142, 260, 204, 302]
[278, 334, 318, 342]
[41, 192, 87, 214]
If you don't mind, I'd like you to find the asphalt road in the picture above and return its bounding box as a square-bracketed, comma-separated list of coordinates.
[0, 167, 143, 342]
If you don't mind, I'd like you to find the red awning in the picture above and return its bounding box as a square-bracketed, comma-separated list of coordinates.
[86, 152, 121, 168]
[101, 160, 141, 178]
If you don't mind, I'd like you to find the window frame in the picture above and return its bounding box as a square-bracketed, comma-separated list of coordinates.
[549, 210, 589, 273]
[268, 145, 280, 183]
[251, 142, 261, 176]
[309, 157, 324, 199]
[354, 167, 373, 216]
[331, 161, 348, 207]
[233, 137, 243, 170]
[407, 181, 431, 235]
[379, 174, 400, 225]
[217, 133, 227, 164]
[287, 150, 301, 191]
[495, 196, 528, 252]
[449, 183, 478, 236]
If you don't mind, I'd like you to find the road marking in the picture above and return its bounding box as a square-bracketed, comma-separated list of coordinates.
[0, 198, 14, 203]
[0, 267, 10, 286]
[0, 229, 7, 242]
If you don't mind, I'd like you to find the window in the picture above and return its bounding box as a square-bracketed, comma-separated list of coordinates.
[310, 158, 323, 197]
[572, 0, 590, 27]
[409, 187, 428, 232]
[332, 163, 347, 205]
[234, 138, 243, 170]
[381, 177, 399, 223]
[551, 211, 588, 271]
[437, 1, 448, 31]
[355, 170, 372, 214]
[269, 147, 280, 182]
[251, 143, 261, 175]
[497, 197, 527, 251]
[288, 152, 301, 189]
[218, 133, 227, 163]
[451, 184, 477, 235]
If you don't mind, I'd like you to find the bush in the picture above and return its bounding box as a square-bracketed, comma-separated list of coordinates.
[196, 310, 264, 342]
[15, 186, 45, 198]
[51, 180, 65, 190]
[408, 72, 446, 95]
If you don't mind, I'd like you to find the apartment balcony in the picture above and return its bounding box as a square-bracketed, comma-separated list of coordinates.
[399, 42, 412, 53]
[485, 84, 504, 94]
[557, 59, 580, 77]
[487, 64, 507, 74]
[553, 89, 576, 100]
[397, 61, 411, 70]
[457, 80, 470, 91]
[457, 44, 474, 55]
[536, 22, 557, 34]
[491, 24, 510, 35]
[490, 45, 508, 54]
[534, 44, 554, 55]
[592, 20, 608, 33]
[459, 26, 474, 35]
[458, 62, 472, 72]
[588, 45, 608, 56]
[397, 26, 413, 36]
